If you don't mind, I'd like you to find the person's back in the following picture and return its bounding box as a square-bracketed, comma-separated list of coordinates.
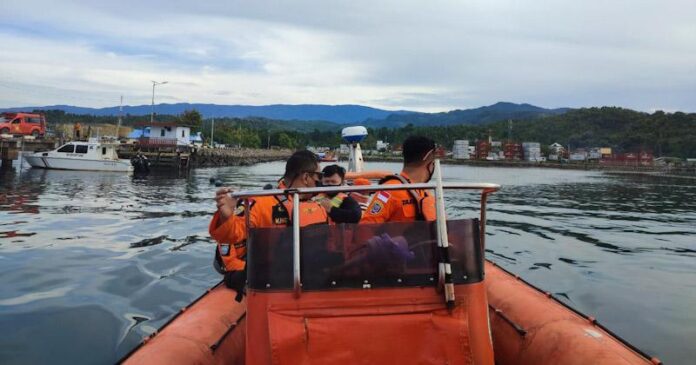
[209, 150, 328, 296]
[361, 136, 437, 224]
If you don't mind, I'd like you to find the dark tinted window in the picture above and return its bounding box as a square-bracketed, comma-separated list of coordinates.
[57, 144, 75, 153]
[247, 219, 483, 291]
[29, 117, 42, 124]
[75, 145, 88, 153]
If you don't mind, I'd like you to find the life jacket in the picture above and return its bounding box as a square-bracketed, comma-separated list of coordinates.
[379, 174, 436, 221]
[273, 194, 330, 227]
[216, 186, 330, 273]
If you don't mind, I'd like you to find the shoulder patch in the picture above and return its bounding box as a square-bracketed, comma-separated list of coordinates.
[369, 201, 384, 215]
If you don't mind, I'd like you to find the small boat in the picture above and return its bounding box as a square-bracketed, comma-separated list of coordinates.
[121, 164, 661, 365]
[23, 139, 133, 172]
[316, 152, 338, 162]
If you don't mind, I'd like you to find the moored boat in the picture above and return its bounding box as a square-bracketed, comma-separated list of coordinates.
[23, 139, 133, 172]
[121, 168, 661, 365]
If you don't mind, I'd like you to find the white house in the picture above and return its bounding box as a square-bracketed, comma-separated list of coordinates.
[136, 122, 191, 146]
[549, 142, 565, 154]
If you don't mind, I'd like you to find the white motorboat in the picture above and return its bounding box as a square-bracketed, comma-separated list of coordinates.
[23, 139, 133, 172]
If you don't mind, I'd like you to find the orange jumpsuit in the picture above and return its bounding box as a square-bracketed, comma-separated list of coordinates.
[210, 184, 329, 272]
[361, 172, 436, 223]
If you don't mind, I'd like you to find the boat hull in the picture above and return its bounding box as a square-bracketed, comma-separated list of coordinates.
[122, 283, 246, 365]
[23, 155, 133, 172]
[485, 261, 659, 365]
[121, 263, 659, 365]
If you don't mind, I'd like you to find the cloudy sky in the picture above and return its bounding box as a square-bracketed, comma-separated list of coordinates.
[1, 0, 694, 112]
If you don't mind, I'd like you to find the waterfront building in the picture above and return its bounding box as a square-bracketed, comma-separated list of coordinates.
[588, 148, 603, 160]
[503, 142, 522, 160]
[134, 122, 191, 146]
[476, 141, 490, 160]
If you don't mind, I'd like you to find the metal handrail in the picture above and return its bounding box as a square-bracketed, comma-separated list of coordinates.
[231, 181, 501, 298]
[229, 182, 500, 199]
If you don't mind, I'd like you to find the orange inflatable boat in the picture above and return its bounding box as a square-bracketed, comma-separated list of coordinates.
[121, 178, 661, 365]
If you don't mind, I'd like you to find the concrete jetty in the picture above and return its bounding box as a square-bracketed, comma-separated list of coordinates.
[190, 148, 292, 167]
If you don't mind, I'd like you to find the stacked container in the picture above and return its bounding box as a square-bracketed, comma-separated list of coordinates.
[522, 142, 542, 161]
[453, 140, 470, 159]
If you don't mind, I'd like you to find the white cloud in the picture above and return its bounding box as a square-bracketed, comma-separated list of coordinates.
[0, 0, 694, 112]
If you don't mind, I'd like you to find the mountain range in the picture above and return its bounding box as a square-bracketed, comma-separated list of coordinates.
[1, 102, 569, 127]
[364, 102, 569, 128]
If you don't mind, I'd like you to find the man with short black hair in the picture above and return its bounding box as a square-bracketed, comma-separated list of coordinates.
[210, 150, 329, 296]
[361, 136, 437, 223]
[316, 164, 362, 223]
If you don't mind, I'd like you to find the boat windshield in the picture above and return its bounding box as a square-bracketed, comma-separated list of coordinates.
[247, 219, 483, 291]
[57, 144, 75, 153]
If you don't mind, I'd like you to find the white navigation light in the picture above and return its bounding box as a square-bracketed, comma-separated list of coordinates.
[341, 126, 368, 144]
[341, 126, 367, 172]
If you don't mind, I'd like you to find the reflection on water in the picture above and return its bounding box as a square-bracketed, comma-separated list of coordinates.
[1, 161, 695, 364]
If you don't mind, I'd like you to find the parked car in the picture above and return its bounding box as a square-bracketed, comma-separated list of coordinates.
[0, 112, 47, 137]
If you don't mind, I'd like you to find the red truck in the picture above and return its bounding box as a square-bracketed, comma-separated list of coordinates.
[0, 112, 47, 137]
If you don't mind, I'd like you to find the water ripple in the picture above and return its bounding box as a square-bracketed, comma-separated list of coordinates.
[0, 161, 694, 364]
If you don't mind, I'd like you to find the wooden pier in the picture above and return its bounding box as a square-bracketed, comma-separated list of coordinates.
[0, 137, 57, 169]
[117, 141, 191, 170]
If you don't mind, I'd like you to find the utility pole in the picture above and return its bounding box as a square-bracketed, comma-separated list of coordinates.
[150, 80, 168, 124]
[211, 117, 215, 148]
[116, 95, 123, 139]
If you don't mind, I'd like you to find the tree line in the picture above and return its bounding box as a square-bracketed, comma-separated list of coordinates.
[364, 107, 696, 158]
[31, 107, 696, 158]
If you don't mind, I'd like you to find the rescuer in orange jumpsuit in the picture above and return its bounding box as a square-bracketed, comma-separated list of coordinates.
[210, 150, 328, 297]
[73, 122, 81, 140]
[361, 136, 438, 223]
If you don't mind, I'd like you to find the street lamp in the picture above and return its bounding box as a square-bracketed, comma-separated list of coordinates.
[150, 80, 168, 124]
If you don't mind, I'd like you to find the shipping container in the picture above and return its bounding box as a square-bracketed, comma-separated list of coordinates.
[453, 140, 470, 160]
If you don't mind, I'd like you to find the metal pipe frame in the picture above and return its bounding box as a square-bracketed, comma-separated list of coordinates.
[433, 160, 455, 309]
[292, 193, 301, 297]
[231, 182, 501, 300]
[230, 182, 500, 199]
[479, 189, 496, 250]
